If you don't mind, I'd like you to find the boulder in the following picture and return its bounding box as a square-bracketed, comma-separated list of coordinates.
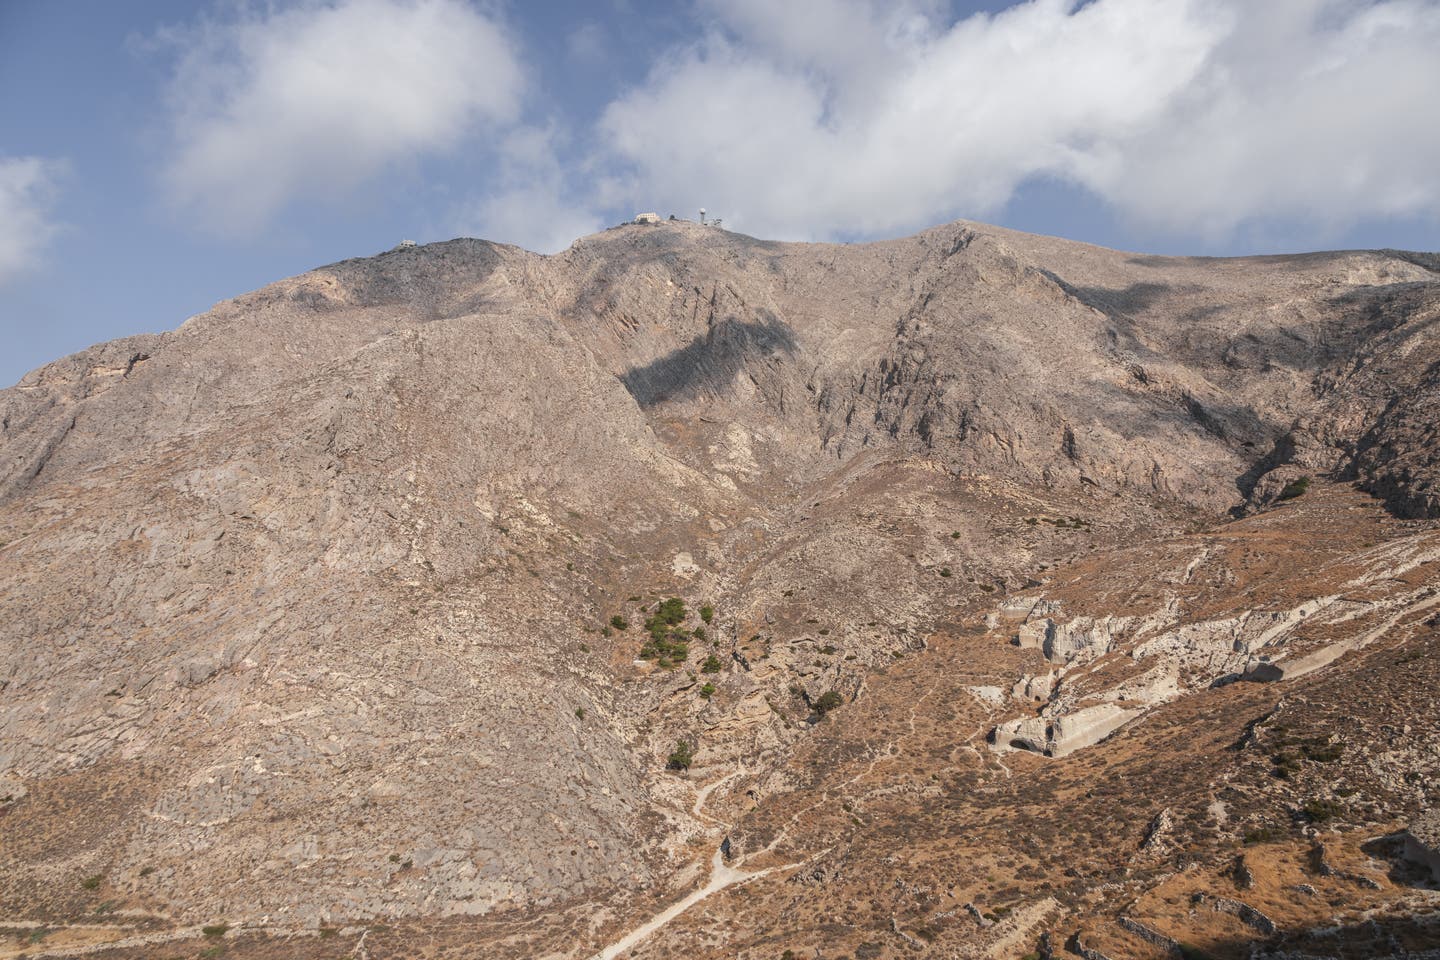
[990, 703, 1141, 758]
[1012, 672, 1056, 701]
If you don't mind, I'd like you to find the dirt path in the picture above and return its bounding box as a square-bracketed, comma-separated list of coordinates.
[586, 768, 790, 960]
[588, 846, 781, 960]
[690, 767, 745, 823]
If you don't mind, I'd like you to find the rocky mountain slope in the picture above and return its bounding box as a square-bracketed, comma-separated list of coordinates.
[1, 219, 1437, 959]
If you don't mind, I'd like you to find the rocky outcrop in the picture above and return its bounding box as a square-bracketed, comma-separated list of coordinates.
[1404, 810, 1440, 881]
[991, 703, 1142, 758]
[1012, 672, 1057, 702]
[1193, 893, 1278, 935]
[1117, 916, 1181, 955]
[1016, 617, 1124, 665]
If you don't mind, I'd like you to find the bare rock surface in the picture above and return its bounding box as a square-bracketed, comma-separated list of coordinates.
[2, 218, 1439, 959]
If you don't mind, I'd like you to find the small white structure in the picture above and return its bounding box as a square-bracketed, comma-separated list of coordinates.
[394, 239, 417, 249]
[633, 212, 661, 224]
[699, 207, 706, 224]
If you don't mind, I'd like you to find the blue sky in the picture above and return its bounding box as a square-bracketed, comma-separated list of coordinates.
[3, 0, 1439, 387]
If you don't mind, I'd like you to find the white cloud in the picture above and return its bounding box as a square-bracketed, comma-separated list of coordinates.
[596, 0, 1440, 242]
[0, 156, 64, 286]
[1080, 0, 1440, 239]
[159, 0, 524, 233]
[455, 125, 604, 254]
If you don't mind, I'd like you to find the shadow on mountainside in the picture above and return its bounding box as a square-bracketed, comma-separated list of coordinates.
[620, 315, 798, 408]
[315, 238, 506, 315]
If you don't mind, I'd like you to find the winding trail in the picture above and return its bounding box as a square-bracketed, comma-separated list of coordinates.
[588, 846, 781, 960]
[586, 768, 792, 960]
[690, 767, 745, 823]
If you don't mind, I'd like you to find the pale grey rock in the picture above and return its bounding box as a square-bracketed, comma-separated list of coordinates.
[3, 218, 1439, 931]
[990, 703, 1142, 758]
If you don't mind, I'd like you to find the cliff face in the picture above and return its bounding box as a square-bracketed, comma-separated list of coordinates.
[6, 222, 1439, 515]
[1, 220, 1438, 957]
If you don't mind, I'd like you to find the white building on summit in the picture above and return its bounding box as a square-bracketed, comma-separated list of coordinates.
[633, 212, 661, 224]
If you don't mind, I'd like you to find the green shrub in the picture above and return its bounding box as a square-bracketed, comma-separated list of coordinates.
[81, 875, 102, 891]
[202, 924, 230, 938]
[1277, 476, 1311, 501]
[940, 567, 952, 577]
[699, 683, 716, 699]
[1243, 825, 1282, 845]
[1271, 750, 1301, 777]
[1302, 740, 1343, 763]
[701, 654, 723, 673]
[639, 630, 690, 666]
[654, 597, 686, 625]
[667, 741, 695, 770]
[813, 691, 844, 717]
[692, 626, 706, 641]
[610, 615, 628, 630]
[575, 707, 586, 720]
[699, 604, 715, 623]
[1303, 798, 1343, 823]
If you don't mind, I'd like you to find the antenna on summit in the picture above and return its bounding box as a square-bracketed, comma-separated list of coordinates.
[699, 207, 706, 225]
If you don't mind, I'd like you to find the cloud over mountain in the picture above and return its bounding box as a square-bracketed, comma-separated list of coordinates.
[159, 0, 524, 233]
[145, 0, 1440, 248]
[597, 0, 1440, 242]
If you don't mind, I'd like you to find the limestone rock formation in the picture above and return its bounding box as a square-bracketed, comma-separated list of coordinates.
[2, 218, 1439, 959]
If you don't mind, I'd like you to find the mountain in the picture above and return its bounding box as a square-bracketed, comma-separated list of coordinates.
[1, 219, 1438, 959]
